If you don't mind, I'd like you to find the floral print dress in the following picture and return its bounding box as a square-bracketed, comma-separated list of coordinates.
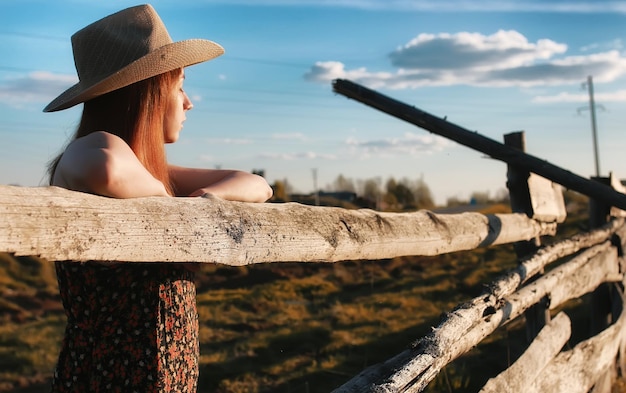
[51, 261, 199, 393]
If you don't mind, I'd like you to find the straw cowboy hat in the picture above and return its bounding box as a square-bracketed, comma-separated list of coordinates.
[44, 4, 224, 112]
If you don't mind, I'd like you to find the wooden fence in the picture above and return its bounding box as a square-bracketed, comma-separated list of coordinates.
[2, 80, 626, 392]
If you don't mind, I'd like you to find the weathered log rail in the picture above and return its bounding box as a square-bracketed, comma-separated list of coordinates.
[332, 220, 626, 392]
[0, 185, 556, 264]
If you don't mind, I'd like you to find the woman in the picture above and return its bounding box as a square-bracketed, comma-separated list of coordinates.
[45, 4, 272, 392]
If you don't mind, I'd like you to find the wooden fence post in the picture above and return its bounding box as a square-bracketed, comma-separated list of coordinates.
[589, 174, 623, 333]
[504, 131, 553, 342]
[589, 173, 626, 393]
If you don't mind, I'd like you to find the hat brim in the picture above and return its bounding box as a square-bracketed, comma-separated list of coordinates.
[44, 39, 224, 112]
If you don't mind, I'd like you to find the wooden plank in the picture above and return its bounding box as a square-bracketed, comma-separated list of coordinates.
[505, 131, 566, 224]
[609, 172, 626, 218]
[591, 366, 616, 393]
[526, 310, 626, 393]
[504, 131, 551, 342]
[488, 218, 623, 299]
[332, 240, 621, 392]
[587, 174, 621, 392]
[379, 244, 619, 393]
[0, 185, 557, 264]
[479, 312, 571, 393]
[332, 79, 626, 211]
[332, 223, 622, 392]
[527, 174, 566, 223]
[547, 246, 619, 309]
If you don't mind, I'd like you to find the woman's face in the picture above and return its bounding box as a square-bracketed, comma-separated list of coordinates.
[163, 70, 193, 144]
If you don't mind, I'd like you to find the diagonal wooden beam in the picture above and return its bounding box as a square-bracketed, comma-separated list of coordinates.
[332, 78, 626, 211]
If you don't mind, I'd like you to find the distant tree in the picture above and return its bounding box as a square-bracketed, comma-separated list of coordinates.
[271, 180, 289, 202]
[331, 174, 356, 192]
[362, 178, 382, 202]
[393, 183, 415, 207]
[386, 178, 415, 208]
[386, 178, 397, 193]
[412, 178, 435, 209]
[493, 188, 510, 204]
[382, 191, 399, 210]
[271, 179, 293, 202]
[446, 196, 466, 207]
[470, 191, 490, 205]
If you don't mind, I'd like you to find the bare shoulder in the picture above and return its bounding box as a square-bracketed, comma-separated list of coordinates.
[53, 131, 131, 191]
[60, 131, 134, 166]
[66, 131, 128, 151]
[53, 131, 169, 198]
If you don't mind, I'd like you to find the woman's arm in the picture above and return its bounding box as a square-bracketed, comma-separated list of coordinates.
[53, 131, 170, 198]
[169, 165, 273, 202]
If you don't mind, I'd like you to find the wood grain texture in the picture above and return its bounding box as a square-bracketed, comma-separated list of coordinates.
[0, 185, 556, 264]
[527, 310, 626, 393]
[479, 312, 571, 393]
[332, 235, 623, 392]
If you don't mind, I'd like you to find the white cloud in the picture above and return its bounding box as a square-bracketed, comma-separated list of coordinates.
[257, 133, 450, 161]
[271, 132, 308, 141]
[305, 30, 626, 89]
[345, 132, 451, 157]
[580, 38, 623, 52]
[390, 31, 566, 71]
[304, 61, 390, 83]
[198, 154, 216, 162]
[533, 89, 626, 103]
[586, 89, 626, 102]
[0, 72, 76, 107]
[258, 132, 452, 161]
[259, 151, 337, 160]
[204, 137, 253, 145]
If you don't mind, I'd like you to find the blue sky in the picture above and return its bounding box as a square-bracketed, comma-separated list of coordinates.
[1, 0, 626, 205]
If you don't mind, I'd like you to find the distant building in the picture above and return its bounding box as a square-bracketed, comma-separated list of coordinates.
[318, 191, 356, 203]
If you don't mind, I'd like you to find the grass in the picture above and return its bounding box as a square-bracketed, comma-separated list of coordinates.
[194, 247, 523, 392]
[1, 250, 516, 392]
[2, 198, 620, 392]
[0, 255, 64, 392]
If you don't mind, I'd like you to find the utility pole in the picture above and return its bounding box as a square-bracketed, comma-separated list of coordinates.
[579, 75, 603, 177]
[311, 168, 319, 206]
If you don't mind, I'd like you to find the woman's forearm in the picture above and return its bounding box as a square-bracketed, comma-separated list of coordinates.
[170, 165, 273, 202]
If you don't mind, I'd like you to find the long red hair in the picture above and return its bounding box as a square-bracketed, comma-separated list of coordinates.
[48, 68, 181, 195]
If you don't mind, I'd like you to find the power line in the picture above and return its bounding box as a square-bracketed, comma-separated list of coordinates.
[0, 65, 70, 74]
[224, 56, 311, 68]
[0, 31, 66, 42]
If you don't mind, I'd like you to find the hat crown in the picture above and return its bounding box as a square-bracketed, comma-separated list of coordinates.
[71, 4, 173, 87]
[44, 4, 224, 112]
